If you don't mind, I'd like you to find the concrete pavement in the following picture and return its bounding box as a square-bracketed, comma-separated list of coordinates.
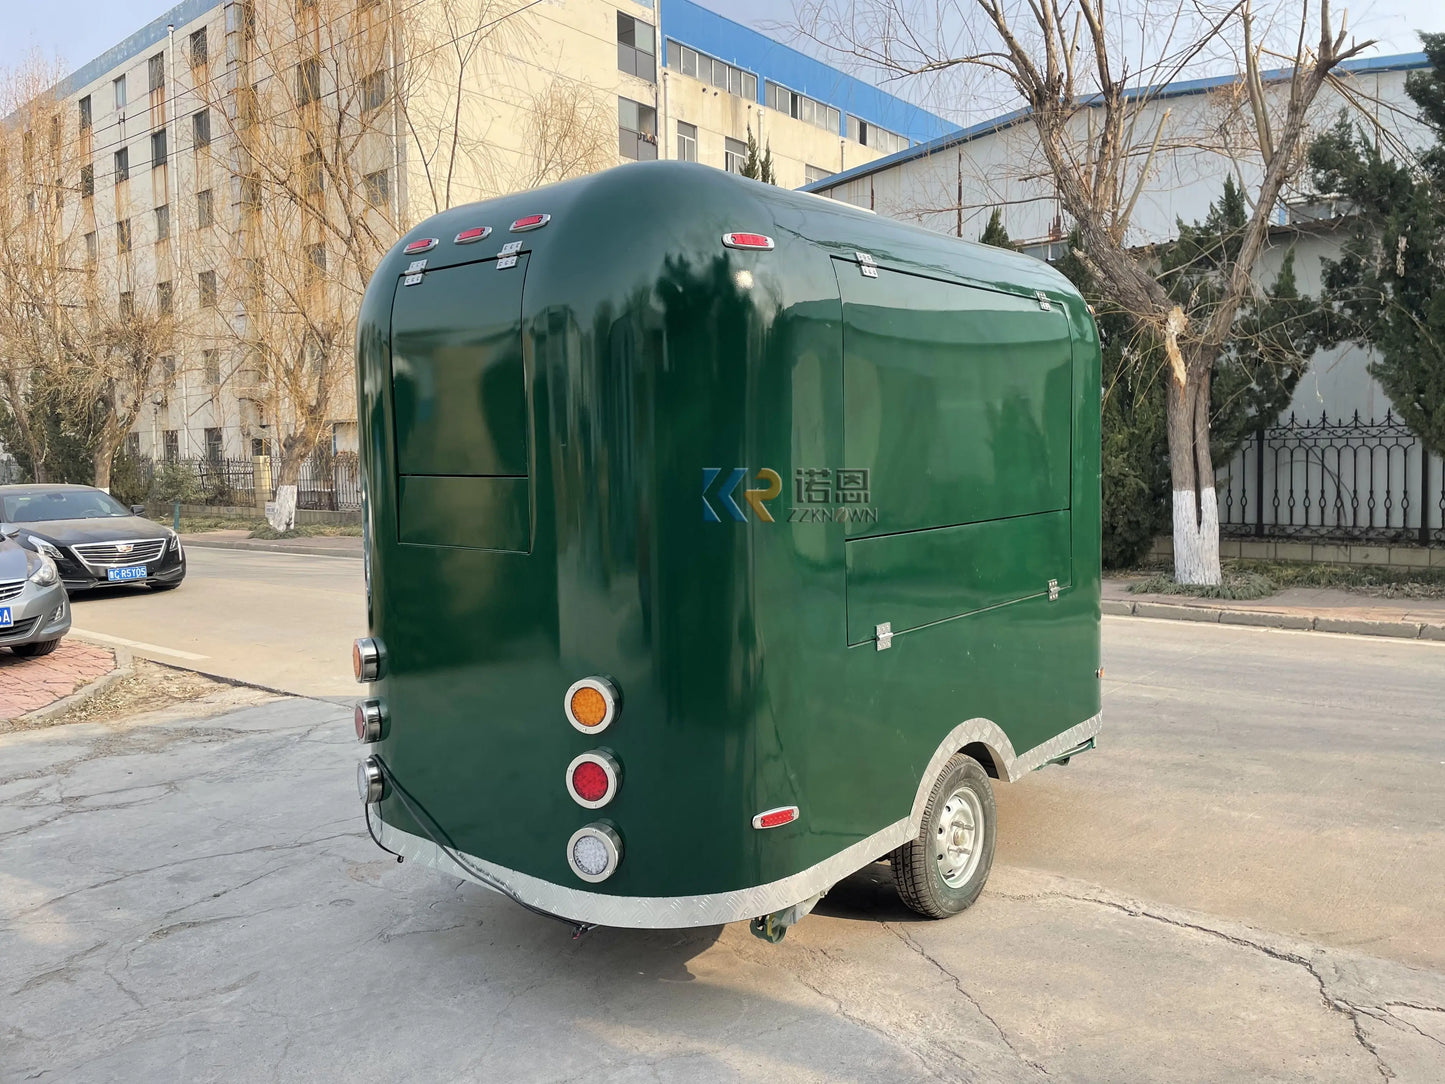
[3, 619, 1443, 1081]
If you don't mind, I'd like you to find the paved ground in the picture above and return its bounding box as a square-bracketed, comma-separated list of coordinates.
[66, 548, 364, 698]
[0, 640, 115, 721]
[3, 618, 1443, 1082]
[180, 529, 362, 560]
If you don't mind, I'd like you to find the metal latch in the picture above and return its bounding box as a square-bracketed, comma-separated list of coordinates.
[1048, 579, 1060, 601]
[1036, 290, 1052, 311]
[856, 251, 878, 278]
[875, 621, 893, 651]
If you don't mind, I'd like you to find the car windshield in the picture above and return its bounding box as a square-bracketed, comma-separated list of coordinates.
[2, 489, 132, 522]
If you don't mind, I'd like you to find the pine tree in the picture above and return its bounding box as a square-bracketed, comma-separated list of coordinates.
[1307, 33, 1445, 457]
[740, 126, 776, 184]
[978, 208, 1013, 248]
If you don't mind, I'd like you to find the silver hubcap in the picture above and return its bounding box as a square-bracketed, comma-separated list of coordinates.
[935, 787, 984, 888]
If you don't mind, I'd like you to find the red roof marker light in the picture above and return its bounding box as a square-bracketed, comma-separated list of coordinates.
[510, 213, 551, 232]
[454, 226, 492, 244]
[403, 238, 438, 254]
[752, 805, 799, 829]
[722, 232, 775, 251]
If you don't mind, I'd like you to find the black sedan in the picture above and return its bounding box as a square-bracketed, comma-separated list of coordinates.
[0, 484, 186, 593]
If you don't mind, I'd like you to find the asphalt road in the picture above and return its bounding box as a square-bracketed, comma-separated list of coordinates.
[6, 559, 1445, 1081]
[66, 546, 365, 698]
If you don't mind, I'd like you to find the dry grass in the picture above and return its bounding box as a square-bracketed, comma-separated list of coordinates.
[2, 660, 248, 733]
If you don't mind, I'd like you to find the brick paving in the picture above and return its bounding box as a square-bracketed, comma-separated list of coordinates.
[0, 640, 117, 721]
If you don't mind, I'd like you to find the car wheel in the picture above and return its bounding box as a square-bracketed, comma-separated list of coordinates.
[891, 753, 997, 918]
[12, 637, 62, 658]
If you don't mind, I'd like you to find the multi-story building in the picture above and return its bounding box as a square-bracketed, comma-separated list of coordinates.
[41, 0, 954, 466]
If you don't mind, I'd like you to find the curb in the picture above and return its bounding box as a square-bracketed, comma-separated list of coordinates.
[1106, 598, 1444, 641]
[12, 646, 135, 727]
[182, 538, 361, 559]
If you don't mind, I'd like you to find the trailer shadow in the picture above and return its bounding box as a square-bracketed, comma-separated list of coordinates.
[812, 859, 932, 923]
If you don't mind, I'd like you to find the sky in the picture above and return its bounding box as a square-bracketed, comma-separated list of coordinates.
[3, 0, 1441, 109]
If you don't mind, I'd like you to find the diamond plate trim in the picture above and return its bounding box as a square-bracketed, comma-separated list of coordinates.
[377, 710, 1102, 928]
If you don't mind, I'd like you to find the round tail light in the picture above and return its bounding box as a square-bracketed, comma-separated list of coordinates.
[566, 823, 622, 883]
[565, 750, 620, 808]
[564, 676, 620, 734]
[353, 637, 382, 683]
[354, 699, 386, 743]
[357, 756, 386, 804]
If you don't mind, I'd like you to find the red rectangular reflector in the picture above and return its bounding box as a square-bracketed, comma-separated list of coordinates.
[403, 238, 437, 254]
[722, 232, 775, 250]
[454, 226, 491, 244]
[510, 213, 551, 232]
[752, 805, 799, 829]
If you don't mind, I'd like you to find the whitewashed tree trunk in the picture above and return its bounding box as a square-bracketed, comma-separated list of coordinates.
[1172, 487, 1222, 585]
[268, 484, 298, 532]
[1167, 326, 1223, 586]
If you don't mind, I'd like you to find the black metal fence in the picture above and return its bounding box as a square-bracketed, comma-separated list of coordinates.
[133, 451, 361, 512]
[1218, 412, 1443, 545]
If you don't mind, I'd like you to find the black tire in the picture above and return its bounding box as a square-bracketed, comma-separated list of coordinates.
[12, 637, 62, 658]
[150, 580, 182, 591]
[891, 753, 997, 918]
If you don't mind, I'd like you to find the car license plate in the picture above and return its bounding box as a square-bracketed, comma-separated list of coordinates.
[107, 565, 148, 582]
[0, 607, 10, 628]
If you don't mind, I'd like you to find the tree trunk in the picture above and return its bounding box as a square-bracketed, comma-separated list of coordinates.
[267, 451, 303, 532]
[1167, 351, 1222, 585]
[92, 428, 122, 494]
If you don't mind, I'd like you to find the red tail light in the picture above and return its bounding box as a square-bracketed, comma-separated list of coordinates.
[722, 232, 774, 250]
[566, 750, 620, 809]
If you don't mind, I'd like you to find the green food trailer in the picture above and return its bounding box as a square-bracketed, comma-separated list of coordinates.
[351, 161, 1102, 940]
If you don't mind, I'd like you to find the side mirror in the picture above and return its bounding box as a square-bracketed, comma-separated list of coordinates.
[131, 505, 147, 516]
[0, 522, 19, 540]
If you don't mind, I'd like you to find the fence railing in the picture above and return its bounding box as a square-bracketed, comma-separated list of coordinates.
[132, 451, 361, 512]
[1217, 412, 1443, 546]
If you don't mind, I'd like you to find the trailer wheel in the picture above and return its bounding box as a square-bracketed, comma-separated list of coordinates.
[891, 753, 996, 918]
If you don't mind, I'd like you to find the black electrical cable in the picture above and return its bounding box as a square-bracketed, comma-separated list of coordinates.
[365, 758, 597, 940]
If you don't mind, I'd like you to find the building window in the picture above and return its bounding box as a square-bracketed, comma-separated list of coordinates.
[362, 70, 386, 112]
[148, 53, 165, 93]
[80, 164, 94, 198]
[300, 148, 324, 195]
[767, 82, 841, 134]
[617, 13, 656, 81]
[197, 188, 214, 228]
[84, 231, 97, 265]
[79, 96, 92, 131]
[363, 169, 389, 205]
[114, 147, 129, 183]
[251, 437, 269, 457]
[119, 291, 134, 320]
[116, 219, 131, 253]
[158, 281, 173, 315]
[240, 174, 262, 215]
[163, 355, 177, 379]
[666, 41, 756, 100]
[618, 97, 657, 161]
[306, 242, 327, 278]
[724, 137, 746, 174]
[163, 430, 179, 462]
[151, 129, 167, 169]
[189, 27, 208, 67]
[296, 57, 321, 106]
[846, 115, 909, 155]
[125, 433, 140, 459]
[193, 109, 211, 148]
[805, 163, 830, 185]
[113, 75, 127, 111]
[205, 427, 223, 461]
[676, 121, 697, 162]
[198, 270, 217, 307]
[204, 350, 221, 385]
[155, 203, 170, 241]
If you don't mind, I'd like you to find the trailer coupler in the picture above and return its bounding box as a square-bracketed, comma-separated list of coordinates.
[749, 891, 825, 943]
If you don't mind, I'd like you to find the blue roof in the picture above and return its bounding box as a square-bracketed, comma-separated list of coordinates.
[801, 50, 1432, 192]
[661, 0, 957, 144]
[59, 0, 215, 98]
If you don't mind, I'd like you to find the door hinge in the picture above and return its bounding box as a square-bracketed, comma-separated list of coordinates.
[856, 251, 878, 278]
[1048, 578, 1060, 601]
[875, 621, 893, 650]
[401, 273, 423, 287]
[1036, 290, 1052, 311]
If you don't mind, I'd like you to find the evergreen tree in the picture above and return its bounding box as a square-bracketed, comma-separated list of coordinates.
[1306, 33, 1445, 457]
[740, 126, 776, 184]
[978, 208, 1013, 248]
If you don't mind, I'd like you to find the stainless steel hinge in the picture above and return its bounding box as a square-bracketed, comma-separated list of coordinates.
[497, 240, 522, 270]
[875, 621, 893, 651]
[856, 251, 878, 278]
[405, 259, 428, 274]
[1048, 578, 1060, 601]
[401, 273, 423, 287]
[1036, 290, 1052, 311]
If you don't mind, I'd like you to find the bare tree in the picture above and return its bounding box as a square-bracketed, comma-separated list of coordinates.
[799, 0, 1372, 583]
